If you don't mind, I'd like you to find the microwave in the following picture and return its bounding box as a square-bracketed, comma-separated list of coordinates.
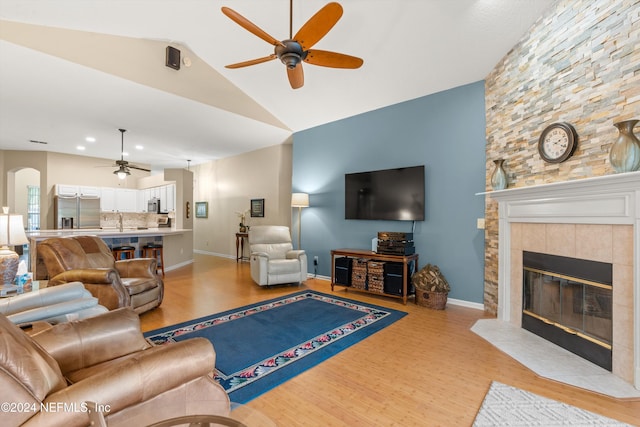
[148, 199, 160, 213]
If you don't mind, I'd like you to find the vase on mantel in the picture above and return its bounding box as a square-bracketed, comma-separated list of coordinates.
[609, 119, 640, 173]
[490, 159, 508, 190]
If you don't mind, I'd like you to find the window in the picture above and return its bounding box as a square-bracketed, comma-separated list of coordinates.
[27, 185, 40, 231]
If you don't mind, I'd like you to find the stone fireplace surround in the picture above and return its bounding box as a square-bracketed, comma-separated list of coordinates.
[488, 171, 640, 391]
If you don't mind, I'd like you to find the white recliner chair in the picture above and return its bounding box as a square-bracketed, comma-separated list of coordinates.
[248, 225, 308, 286]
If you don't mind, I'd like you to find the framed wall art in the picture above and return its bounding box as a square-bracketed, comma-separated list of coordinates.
[251, 198, 264, 217]
[195, 201, 208, 218]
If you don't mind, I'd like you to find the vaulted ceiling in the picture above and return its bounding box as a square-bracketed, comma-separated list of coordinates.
[0, 0, 554, 172]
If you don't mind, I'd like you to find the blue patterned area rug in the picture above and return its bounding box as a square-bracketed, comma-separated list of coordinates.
[145, 290, 406, 404]
[473, 382, 632, 426]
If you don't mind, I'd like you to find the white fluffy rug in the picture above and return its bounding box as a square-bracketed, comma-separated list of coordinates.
[473, 382, 632, 426]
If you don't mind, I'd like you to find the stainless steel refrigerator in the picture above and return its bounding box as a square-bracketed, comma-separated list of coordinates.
[54, 195, 101, 229]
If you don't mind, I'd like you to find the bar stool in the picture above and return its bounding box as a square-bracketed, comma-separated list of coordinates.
[112, 245, 135, 260]
[143, 243, 164, 277]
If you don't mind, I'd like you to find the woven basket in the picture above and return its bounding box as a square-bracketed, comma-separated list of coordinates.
[415, 290, 448, 310]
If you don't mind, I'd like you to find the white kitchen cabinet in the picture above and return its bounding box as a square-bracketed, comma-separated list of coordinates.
[79, 186, 100, 197]
[100, 188, 117, 211]
[159, 186, 167, 209]
[138, 189, 149, 211]
[137, 191, 146, 212]
[101, 187, 137, 212]
[165, 184, 176, 212]
[56, 185, 100, 197]
[115, 189, 138, 212]
[55, 184, 79, 196]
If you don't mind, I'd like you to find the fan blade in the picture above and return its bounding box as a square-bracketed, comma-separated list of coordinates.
[304, 50, 363, 69]
[221, 7, 285, 48]
[129, 165, 151, 172]
[287, 63, 304, 89]
[225, 55, 277, 69]
[294, 2, 343, 50]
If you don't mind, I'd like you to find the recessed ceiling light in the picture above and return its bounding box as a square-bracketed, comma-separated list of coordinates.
[77, 145, 86, 151]
[122, 151, 129, 157]
[135, 145, 144, 150]
[85, 136, 96, 143]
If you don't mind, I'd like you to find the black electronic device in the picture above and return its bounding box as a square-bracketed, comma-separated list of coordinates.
[345, 165, 425, 221]
[377, 242, 415, 256]
[377, 245, 416, 255]
[383, 262, 415, 296]
[378, 231, 414, 241]
[166, 46, 181, 70]
[377, 231, 415, 255]
[334, 257, 353, 286]
[377, 241, 414, 249]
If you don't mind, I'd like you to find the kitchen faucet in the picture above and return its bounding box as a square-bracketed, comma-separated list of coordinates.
[118, 212, 123, 232]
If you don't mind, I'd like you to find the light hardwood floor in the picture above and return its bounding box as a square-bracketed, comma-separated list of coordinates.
[139, 254, 640, 426]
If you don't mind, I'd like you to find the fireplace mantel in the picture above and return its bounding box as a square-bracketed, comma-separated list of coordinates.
[485, 171, 640, 390]
[483, 171, 640, 224]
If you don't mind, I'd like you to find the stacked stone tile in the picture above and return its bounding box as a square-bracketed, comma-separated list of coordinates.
[483, 0, 640, 314]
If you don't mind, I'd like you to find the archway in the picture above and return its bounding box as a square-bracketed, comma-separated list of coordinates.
[10, 167, 41, 231]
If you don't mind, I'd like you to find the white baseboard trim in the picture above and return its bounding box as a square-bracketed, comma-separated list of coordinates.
[165, 259, 194, 272]
[194, 249, 235, 259]
[306, 273, 331, 282]
[447, 298, 484, 311]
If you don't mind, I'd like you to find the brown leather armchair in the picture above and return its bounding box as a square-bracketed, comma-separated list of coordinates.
[0, 307, 230, 426]
[37, 236, 163, 314]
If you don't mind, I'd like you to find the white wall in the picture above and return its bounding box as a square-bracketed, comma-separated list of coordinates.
[193, 144, 293, 257]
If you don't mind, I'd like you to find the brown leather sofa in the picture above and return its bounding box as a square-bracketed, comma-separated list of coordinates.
[0, 307, 231, 426]
[37, 236, 163, 314]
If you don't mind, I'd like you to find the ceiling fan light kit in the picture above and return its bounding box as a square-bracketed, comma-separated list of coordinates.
[275, 40, 306, 69]
[114, 164, 130, 180]
[221, 1, 363, 89]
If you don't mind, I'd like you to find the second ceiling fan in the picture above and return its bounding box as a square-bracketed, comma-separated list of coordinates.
[113, 129, 150, 179]
[221, 1, 363, 89]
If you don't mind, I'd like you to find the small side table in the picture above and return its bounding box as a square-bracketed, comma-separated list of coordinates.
[235, 232, 249, 262]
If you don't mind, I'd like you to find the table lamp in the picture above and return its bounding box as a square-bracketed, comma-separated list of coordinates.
[291, 193, 309, 250]
[0, 207, 29, 288]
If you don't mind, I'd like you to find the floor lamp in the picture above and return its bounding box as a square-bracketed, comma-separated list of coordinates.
[291, 193, 309, 250]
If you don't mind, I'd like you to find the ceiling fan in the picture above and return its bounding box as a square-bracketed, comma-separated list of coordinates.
[113, 129, 150, 179]
[221, 1, 363, 89]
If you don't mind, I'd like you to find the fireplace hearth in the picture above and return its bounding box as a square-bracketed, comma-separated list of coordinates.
[522, 251, 612, 370]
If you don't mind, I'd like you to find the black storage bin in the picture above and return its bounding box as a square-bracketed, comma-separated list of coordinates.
[383, 261, 415, 295]
[334, 257, 353, 286]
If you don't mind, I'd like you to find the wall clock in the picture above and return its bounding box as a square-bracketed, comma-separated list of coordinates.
[538, 122, 578, 163]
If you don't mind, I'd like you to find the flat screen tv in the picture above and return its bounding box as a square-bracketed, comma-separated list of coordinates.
[345, 165, 425, 221]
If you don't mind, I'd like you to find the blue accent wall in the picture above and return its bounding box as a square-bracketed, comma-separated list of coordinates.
[292, 81, 486, 303]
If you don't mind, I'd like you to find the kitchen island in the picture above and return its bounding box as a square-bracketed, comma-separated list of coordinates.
[27, 228, 193, 279]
